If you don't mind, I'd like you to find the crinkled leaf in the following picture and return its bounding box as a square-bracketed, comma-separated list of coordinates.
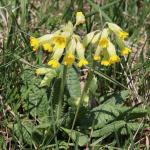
[61, 127, 88, 146]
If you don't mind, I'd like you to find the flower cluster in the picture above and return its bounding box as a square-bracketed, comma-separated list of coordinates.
[83, 23, 131, 66]
[30, 12, 131, 69]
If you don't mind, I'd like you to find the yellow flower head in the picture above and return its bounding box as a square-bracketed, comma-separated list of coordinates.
[99, 37, 109, 48]
[64, 52, 75, 66]
[48, 59, 60, 68]
[30, 37, 39, 51]
[101, 60, 111, 66]
[109, 55, 120, 64]
[93, 55, 101, 61]
[121, 47, 131, 56]
[77, 58, 88, 67]
[107, 23, 128, 40]
[118, 31, 129, 40]
[76, 12, 85, 26]
[101, 49, 111, 66]
[52, 35, 66, 49]
[43, 43, 53, 52]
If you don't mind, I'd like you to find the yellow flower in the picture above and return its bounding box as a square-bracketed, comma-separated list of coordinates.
[52, 35, 66, 49]
[101, 60, 111, 66]
[30, 37, 39, 51]
[30, 34, 53, 51]
[48, 59, 60, 68]
[43, 43, 53, 52]
[107, 23, 128, 40]
[94, 44, 103, 61]
[77, 58, 88, 67]
[118, 31, 129, 40]
[64, 52, 75, 66]
[99, 37, 109, 48]
[106, 41, 120, 64]
[109, 55, 120, 64]
[93, 55, 101, 61]
[121, 47, 131, 56]
[76, 12, 85, 26]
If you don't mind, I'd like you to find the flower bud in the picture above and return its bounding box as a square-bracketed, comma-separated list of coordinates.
[75, 12, 85, 26]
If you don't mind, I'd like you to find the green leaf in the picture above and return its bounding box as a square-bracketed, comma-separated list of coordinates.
[21, 68, 49, 122]
[92, 103, 122, 129]
[60, 127, 88, 146]
[126, 107, 147, 120]
[92, 120, 126, 137]
[66, 67, 81, 99]
[8, 119, 33, 145]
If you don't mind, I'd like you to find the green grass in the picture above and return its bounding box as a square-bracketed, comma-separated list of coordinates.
[0, 0, 150, 149]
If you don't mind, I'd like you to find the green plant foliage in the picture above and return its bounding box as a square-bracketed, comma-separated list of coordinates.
[67, 67, 81, 99]
[8, 118, 33, 146]
[61, 127, 89, 146]
[21, 67, 49, 123]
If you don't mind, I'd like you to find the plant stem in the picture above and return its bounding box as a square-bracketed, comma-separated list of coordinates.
[68, 68, 93, 144]
[56, 65, 67, 122]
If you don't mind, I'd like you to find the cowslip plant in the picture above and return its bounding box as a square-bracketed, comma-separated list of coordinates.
[30, 11, 131, 123]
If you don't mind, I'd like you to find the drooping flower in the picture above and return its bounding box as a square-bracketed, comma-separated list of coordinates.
[30, 34, 53, 51]
[107, 23, 128, 40]
[52, 35, 67, 49]
[77, 58, 88, 67]
[93, 44, 103, 61]
[101, 50, 111, 66]
[98, 28, 109, 48]
[76, 38, 88, 67]
[93, 55, 101, 61]
[30, 37, 39, 51]
[75, 12, 85, 26]
[99, 37, 109, 48]
[121, 47, 131, 56]
[48, 48, 64, 68]
[107, 41, 120, 64]
[101, 60, 111, 66]
[118, 31, 128, 41]
[64, 52, 75, 66]
[115, 36, 131, 56]
[43, 43, 53, 52]
[48, 59, 60, 68]
[109, 55, 120, 64]
[64, 36, 76, 66]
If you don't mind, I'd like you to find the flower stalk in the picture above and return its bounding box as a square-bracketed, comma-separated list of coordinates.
[56, 65, 67, 122]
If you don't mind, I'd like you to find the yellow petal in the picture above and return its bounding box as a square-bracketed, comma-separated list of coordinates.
[64, 52, 75, 66]
[30, 37, 39, 51]
[109, 55, 120, 64]
[77, 58, 88, 67]
[52, 35, 66, 49]
[43, 43, 53, 52]
[121, 47, 131, 56]
[48, 59, 60, 68]
[93, 55, 101, 61]
[101, 60, 111, 66]
[99, 37, 109, 48]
